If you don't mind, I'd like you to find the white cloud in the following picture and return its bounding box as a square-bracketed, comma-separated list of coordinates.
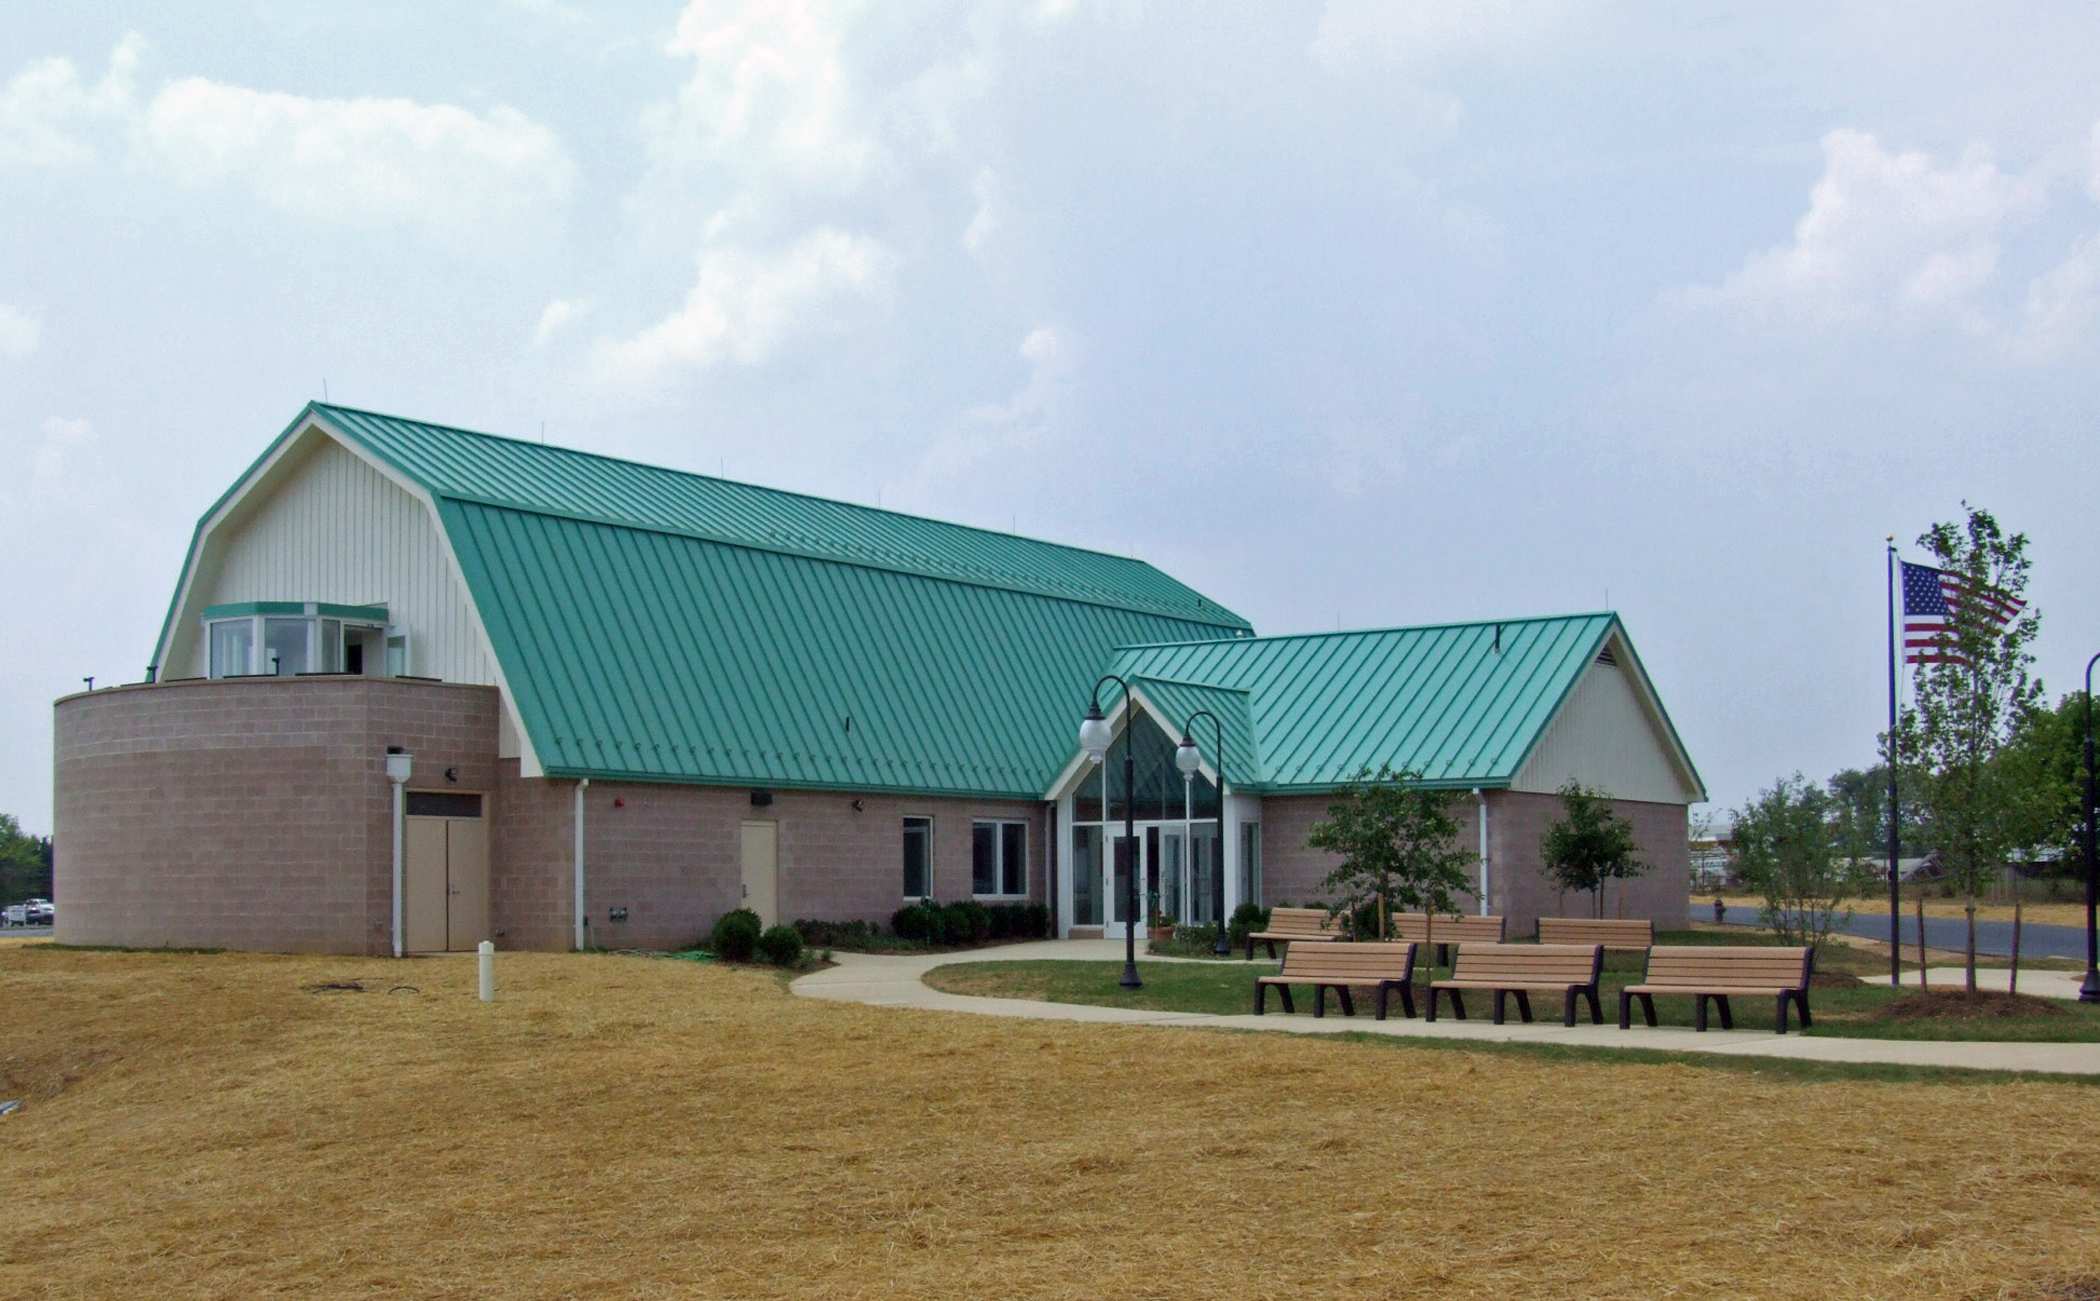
[1681, 130, 2045, 333]
[0, 34, 141, 167]
[650, 0, 882, 199]
[588, 229, 892, 387]
[0, 304, 39, 358]
[141, 80, 574, 246]
[532, 298, 591, 347]
[0, 35, 573, 246]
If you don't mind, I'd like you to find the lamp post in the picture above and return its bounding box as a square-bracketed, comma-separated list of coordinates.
[1174, 711, 1230, 956]
[1080, 676, 1141, 989]
[2081, 652, 2099, 1003]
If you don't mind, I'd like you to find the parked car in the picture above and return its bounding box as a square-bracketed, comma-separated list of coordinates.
[2, 904, 27, 927]
[26, 898, 54, 925]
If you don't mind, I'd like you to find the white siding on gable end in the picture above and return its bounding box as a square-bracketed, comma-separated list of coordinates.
[168, 434, 499, 689]
[1510, 658, 1697, 805]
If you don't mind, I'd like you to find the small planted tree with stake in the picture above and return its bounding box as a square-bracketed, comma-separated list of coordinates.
[1539, 782, 1649, 918]
[1307, 766, 1475, 943]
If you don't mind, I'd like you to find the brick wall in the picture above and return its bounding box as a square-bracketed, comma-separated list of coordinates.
[1255, 788, 1689, 935]
[516, 780, 1052, 952]
[57, 677, 1054, 955]
[53, 677, 499, 955]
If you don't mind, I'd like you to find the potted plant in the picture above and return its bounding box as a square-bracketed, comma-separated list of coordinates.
[1147, 908, 1176, 943]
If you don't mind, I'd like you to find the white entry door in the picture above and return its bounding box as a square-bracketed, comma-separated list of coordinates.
[739, 820, 779, 928]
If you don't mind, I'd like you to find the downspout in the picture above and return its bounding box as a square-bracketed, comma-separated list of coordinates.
[573, 777, 590, 952]
[1473, 788, 1490, 916]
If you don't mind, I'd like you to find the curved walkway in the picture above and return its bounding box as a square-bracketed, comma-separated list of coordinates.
[792, 939, 2100, 1076]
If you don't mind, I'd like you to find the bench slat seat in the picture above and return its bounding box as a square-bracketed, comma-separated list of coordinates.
[1244, 906, 1344, 960]
[1425, 943, 1604, 1026]
[1536, 917, 1653, 953]
[1254, 941, 1419, 1020]
[1619, 946, 1815, 1033]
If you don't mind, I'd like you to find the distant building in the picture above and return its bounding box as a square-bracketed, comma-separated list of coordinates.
[55, 404, 1705, 954]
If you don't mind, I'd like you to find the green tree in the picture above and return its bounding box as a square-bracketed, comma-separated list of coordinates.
[1538, 781, 1648, 918]
[0, 814, 53, 905]
[1992, 692, 2087, 871]
[1732, 775, 1865, 950]
[1894, 504, 2048, 992]
[1306, 766, 1474, 939]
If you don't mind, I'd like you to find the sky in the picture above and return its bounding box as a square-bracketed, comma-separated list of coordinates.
[4, 1, 2100, 836]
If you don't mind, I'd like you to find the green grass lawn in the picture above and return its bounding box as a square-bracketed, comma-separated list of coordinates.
[925, 930, 2100, 1043]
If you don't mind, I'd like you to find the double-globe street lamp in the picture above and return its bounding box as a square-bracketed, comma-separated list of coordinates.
[2081, 652, 2099, 1004]
[1079, 676, 1142, 990]
[1174, 711, 1232, 957]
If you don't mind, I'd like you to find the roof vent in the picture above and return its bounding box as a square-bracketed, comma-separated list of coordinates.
[1595, 646, 1618, 667]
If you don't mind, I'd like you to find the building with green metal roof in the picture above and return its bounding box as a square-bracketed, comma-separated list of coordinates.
[53, 403, 1702, 956]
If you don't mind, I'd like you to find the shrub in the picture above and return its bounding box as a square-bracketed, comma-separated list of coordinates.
[1020, 901, 1049, 939]
[794, 918, 878, 948]
[1227, 902, 1270, 944]
[711, 908, 762, 962]
[892, 901, 935, 941]
[951, 900, 991, 944]
[757, 924, 804, 967]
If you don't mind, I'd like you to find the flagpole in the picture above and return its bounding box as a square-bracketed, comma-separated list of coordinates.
[1886, 538, 1902, 986]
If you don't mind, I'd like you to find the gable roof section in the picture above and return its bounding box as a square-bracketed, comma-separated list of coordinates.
[442, 500, 1244, 794]
[1106, 614, 1703, 797]
[311, 404, 1246, 628]
[1125, 678, 1258, 786]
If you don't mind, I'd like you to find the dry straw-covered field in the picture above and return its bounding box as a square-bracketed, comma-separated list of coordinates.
[3, 941, 2098, 1300]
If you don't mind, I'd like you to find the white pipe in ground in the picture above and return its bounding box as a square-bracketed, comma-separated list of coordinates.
[478, 940, 495, 1002]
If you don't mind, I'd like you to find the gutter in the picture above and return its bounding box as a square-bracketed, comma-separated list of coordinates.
[1473, 788, 1490, 916]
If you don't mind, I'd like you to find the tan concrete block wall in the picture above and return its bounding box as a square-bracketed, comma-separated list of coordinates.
[1256, 788, 1689, 935]
[548, 782, 1051, 952]
[54, 678, 499, 955]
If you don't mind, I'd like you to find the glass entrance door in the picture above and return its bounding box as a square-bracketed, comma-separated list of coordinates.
[1108, 833, 1140, 940]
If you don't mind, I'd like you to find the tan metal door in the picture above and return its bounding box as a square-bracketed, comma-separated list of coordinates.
[404, 818, 449, 953]
[445, 818, 489, 951]
[739, 820, 778, 928]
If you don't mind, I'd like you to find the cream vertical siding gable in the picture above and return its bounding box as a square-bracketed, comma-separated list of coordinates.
[1510, 646, 1700, 805]
[170, 432, 499, 688]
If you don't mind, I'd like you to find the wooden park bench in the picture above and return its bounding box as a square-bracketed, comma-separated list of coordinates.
[1253, 941, 1420, 1020]
[1390, 912, 1506, 966]
[1618, 946, 1815, 1034]
[1243, 906, 1344, 960]
[1425, 943, 1605, 1027]
[1536, 917, 1654, 953]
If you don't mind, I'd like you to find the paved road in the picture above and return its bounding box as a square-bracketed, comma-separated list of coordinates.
[0, 926, 52, 939]
[1719, 905, 2093, 961]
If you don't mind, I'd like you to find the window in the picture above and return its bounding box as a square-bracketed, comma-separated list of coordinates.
[902, 817, 932, 899]
[1237, 822, 1262, 905]
[1071, 825, 1101, 926]
[208, 619, 254, 677]
[405, 791, 482, 818]
[262, 617, 309, 676]
[200, 606, 394, 679]
[972, 819, 1027, 897]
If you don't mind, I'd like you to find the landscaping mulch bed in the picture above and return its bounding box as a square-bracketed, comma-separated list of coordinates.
[1876, 989, 2067, 1020]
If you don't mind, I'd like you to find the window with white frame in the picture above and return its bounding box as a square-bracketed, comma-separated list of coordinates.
[902, 816, 933, 899]
[972, 819, 1027, 897]
[201, 604, 393, 679]
[1238, 821, 1263, 907]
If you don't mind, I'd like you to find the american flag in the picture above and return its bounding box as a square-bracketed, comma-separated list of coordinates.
[1901, 559, 2023, 664]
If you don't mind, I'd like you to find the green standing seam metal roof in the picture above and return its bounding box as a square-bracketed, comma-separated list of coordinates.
[1119, 678, 1260, 787]
[310, 404, 1247, 627]
[442, 500, 1247, 794]
[1105, 614, 1703, 796]
[156, 402, 1253, 796]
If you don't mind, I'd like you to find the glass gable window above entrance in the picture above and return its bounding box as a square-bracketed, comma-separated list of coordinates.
[1072, 714, 1220, 821]
[201, 602, 399, 678]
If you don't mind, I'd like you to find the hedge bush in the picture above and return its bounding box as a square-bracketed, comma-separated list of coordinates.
[757, 924, 804, 967]
[711, 907, 762, 962]
[1227, 902, 1270, 945]
[793, 918, 879, 948]
[889, 899, 1050, 947]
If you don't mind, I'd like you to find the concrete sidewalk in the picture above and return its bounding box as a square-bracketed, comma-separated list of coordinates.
[791, 939, 2100, 1077]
